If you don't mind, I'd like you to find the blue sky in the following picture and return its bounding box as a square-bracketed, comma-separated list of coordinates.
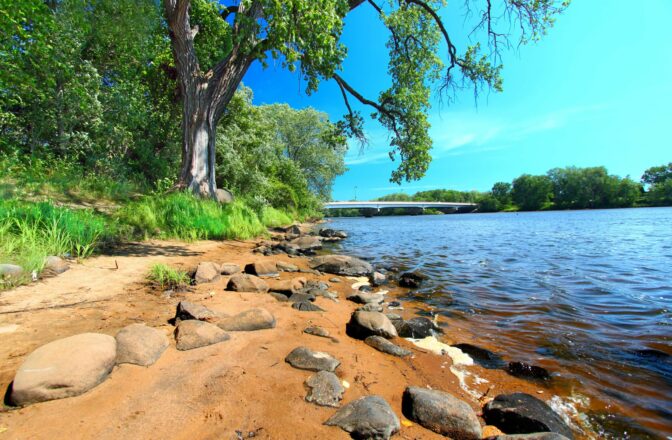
[242, 0, 672, 201]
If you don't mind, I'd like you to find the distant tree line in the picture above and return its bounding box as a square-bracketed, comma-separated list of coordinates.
[328, 163, 672, 216]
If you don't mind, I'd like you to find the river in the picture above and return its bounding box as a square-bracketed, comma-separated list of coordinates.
[326, 207, 672, 439]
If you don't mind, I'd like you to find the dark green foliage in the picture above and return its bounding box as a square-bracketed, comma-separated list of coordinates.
[642, 162, 672, 206]
[547, 166, 640, 209]
[641, 163, 672, 185]
[512, 174, 553, 211]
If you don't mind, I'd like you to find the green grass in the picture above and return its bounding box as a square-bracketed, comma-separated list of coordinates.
[146, 263, 189, 290]
[260, 206, 294, 228]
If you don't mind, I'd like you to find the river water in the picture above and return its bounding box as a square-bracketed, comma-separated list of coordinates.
[326, 207, 672, 439]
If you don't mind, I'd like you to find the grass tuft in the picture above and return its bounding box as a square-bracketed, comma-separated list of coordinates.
[260, 206, 293, 228]
[147, 263, 189, 290]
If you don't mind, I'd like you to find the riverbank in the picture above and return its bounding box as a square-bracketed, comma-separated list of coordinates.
[0, 227, 588, 439]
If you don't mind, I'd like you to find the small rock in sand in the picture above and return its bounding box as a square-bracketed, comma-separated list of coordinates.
[175, 301, 218, 323]
[289, 292, 316, 303]
[305, 371, 345, 407]
[329, 277, 341, 283]
[346, 292, 384, 305]
[43, 256, 69, 275]
[174, 320, 230, 351]
[245, 261, 279, 278]
[227, 273, 269, 293]
[115, 324, 169, 366]
[310, 255, 372, 276]
[346, 311, 398, 340]
[365, 336, 412, 357]
[285, 346, 340, 372]
[194, 262, 221, 284]
[304, 326, 330, 338]
[267, 277, 306, 295]
[219, 263, 241, 275]
[325, 395, 400, 440]
[217, 308, 276, 331]
[292, 301, 325, 312]
[276, 261, 299, 272]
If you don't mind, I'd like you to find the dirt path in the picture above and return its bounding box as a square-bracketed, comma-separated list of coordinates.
[0, 238, 555, 440]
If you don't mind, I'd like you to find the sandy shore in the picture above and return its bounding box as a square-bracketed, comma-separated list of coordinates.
[0, 234, 576, 439]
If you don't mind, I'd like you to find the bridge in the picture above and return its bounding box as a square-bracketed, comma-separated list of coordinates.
[323, 200, 477, 214]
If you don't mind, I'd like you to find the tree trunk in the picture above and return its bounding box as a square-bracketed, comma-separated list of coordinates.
[179, 87, 217, 196]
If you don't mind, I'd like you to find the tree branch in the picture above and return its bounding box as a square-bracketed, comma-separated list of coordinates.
[221, 5, 239, 20]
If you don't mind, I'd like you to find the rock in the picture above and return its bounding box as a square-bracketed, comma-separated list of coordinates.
[219, 263, 241, 275]
[304, 326, 331, 338]
[217, 308, 275, 331]
[310, 255, 373, 276]
[175, 301, 218, 323]
[397, 317, 442, 338]
[329, 277, 341, 283]
[285, 347, 340, 372]
[453, 343, 506, 369]
[506, 362, 551, 381]
[365, 336, 411, 357]
[386, 313, 404, 329]
[398, 271, 427, 288]
[289, 292, 316, 303]
[306, 280, 330, 291]
[486, 434, 571, 440]
[194, 262, 221, 284]
[115, 324, 169, 366]
[174, 320, 230, 351]
[346, 311, 398, 339]
[290, 236, 323, 251]
[310, 289, 339, 301]
[371, 271, 387, 286]
[277, 261, 299, 272]
[358, 284, 373, 292]
[214, 188, 234, 204]
[347, 292, 384, 305]
[283, 224, 301, 235]
[387, 301, 403, 310]
[319, 228, 348, 239]
[0, 263, 23, 279]
[292, 301, 325, 312]
[227, 273, 269, 293]
[402, 386, 482, 439]
[359, 303, 384, 312]
[305, 371, 345, 407]
[483, 393, 574, 439]
[325, 395, 400, 440]
[267, 277, 306, 295]
[43, 256, 69, 275]
[11, 333, 116, 405]
[270, 292, 290, 302]
[245, 261, 279, 278]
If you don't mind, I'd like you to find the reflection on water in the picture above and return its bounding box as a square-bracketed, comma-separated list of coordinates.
[327, 207, 672, 438]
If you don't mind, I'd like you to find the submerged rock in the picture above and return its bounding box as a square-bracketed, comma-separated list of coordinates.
[398, 271, 427, 288]
[346, 311, 398, 340]
[217, 308, 275, 331]
[483, 393, 574, 439]
[506, 362, 551, 381]
[194, 262, 221, 284]
[397, 317, 442, 338]
[325, 395, 400, 440]
[11, 333, 116, 405]
[174, 320, 230, 351]
[365, 336, 411, 357]
[402, 386, 482, 439]
[453, 343, 506, 369]
[115, 324, 169, 366]
[310, 255, 373, 276]
[285, 346, 340, 372]
[226, 274, 269, 293]
[305, 371, 345, 407]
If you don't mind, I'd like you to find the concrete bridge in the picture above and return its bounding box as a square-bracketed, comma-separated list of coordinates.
[323, 200, 477, 215]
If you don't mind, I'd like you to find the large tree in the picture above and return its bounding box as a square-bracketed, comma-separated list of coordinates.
[164, 0, 568, 197]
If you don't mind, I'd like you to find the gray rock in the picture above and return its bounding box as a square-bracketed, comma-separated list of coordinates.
[115, 324, 169, 366]
[483, 393, 574, 439]
[174, 320, 230, 351]
[290, 236, 323, 251]
[11, 333, 116, 405]
[310, 288, 339, 301]
[329, 277, 341, 283]
[371, 271, 387, 286]
[269, 292, 290, 302]
[347, 292, 385, 305]
[398, 271, 427, 288]
[486, 434, 571, 440]
[245, 261, 279, 277]
[310, 255, 373, 276]
[43, 256, 69, 275]
[175, 301, 218, 323]
[217, 308, 275, 331]
[305, 371, 345, 407]
[304, 326, 331, 338]
[359, 304, 384, 313]
[325, 395, 400, 440]
[0, 263, 23, 278]
[219, 263, 241, 275]
[267, 277, 307, 295]
[226, 273, 269, 293]
[194, 262, 221, 284]
[214, 188, 234, 204]
[402, 386, 482, 439]
[289, 292, 316, 303]
[319, 228, 348, 239]
[277, 261, 299, 272]
[292, 301, 325, 312]
[283, 224, 301, 235]
[285, 346, 340, 372]
[397, 317, 442, 338]
[346, 311, 398, 340]
[365, 336, 411, 357]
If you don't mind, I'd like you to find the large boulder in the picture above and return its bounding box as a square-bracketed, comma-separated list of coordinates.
[319, 228, 347, 239]
[290, 236, 323, 251]
[310, 255, 373, 276]
[325, 395, 400, 440]
[267, 277, 306, 295]
[245, 261, 279, 278]
[402, 386, 482, 439]
[11, 333, 117, 405]
[346, 311, 398, 340]
[397, 317, 442, 338]
[285, 347, 340, 372]
[226, 273, 269, 293]
[305, 371, 345, 407]
[43, 256, 69, 275]
[365, 336, 411, 357]
[214, 188, 234, 204]
[194, 262, 221, 284]
[483, 393, 574, 439]
[175, 301, 218, 323]
[174, 320, 230, 351]
[115, 324, 169, 366]
[217, 308, 275, 331]
[219, 263, 241, 275]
